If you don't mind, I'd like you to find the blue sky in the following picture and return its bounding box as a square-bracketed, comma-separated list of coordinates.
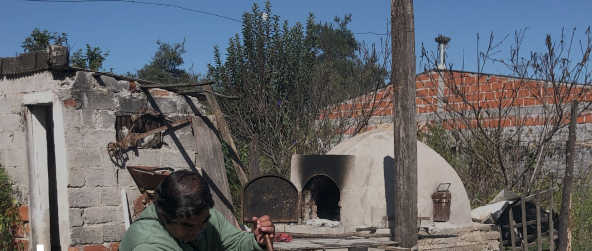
[1, 0, 591, 77]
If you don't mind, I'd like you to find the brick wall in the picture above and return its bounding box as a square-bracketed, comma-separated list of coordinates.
[330, 70, 592, 135]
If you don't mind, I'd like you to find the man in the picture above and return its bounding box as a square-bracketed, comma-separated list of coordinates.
[120, 170, 275, 251]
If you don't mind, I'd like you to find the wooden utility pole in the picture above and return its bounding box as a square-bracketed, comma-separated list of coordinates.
[558, 100, 577, 251]
[202, 84, 249, 186]
[391, 0, 418, 248]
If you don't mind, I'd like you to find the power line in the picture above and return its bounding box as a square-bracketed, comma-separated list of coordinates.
[18, 0, 388, 36]
[353, 32, 387, 36]
[17, 0, 242, 22]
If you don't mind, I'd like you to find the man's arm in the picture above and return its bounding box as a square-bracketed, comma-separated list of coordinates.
[211, 209, 265, 251]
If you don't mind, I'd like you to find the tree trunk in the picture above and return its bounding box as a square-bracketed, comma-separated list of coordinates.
[391, 0, 418, 248]
[558, 100, 577, 251]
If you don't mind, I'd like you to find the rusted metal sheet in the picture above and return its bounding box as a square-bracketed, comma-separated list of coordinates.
[242, 175, 299, 223]
[126, 166, 172, 193]
[432, 191, 451, 222]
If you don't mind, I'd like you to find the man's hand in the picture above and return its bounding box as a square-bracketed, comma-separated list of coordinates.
[252, 215, 275, 246]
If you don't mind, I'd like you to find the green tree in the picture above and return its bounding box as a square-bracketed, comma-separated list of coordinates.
[134, 39, 199, 84]
[0, 166, 23, 251]
[21, 28, 68, 52]
[71, 44, 110, 71]
[207, 2, 391, 176]
[21, 28, 109, 71]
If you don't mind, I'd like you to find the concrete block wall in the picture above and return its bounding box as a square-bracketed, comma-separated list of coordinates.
[0, 69, 76, 204]
[64, 72, 204, 250]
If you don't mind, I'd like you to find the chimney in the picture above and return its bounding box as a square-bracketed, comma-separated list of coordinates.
[435, 35, 451, 70]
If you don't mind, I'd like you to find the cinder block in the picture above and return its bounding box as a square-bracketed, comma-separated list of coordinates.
[64, 127, 84, 147]
[83, 91, 115, 110]
[69, 188, 102, 208]
[82, 130, 115, 148]
[101, 187, 121, 206]
[67, 149, 103, 168]
[70, 226, 103, 245]
[102, 224, 125, 242]
[69, 169, 86, 188]
[36, 51, 49, 69]
[163, 130, 196, 152]
[70, 208, 84, 227]
[161, 151, 193, 168]
[96, 111, 116, 129]
[63, 108, 96, 129]
[72, 71, 93, 91]
[49, 45, 69, 67]
[84, 207, 123, 224]
[125, 149, 162, 167]
[0, 132, 26, 149]
[4, 149, 27, 167]
[4, 166, 29, 187]
[117, 97, 146, 114]
[85, 168, 117, 187]
[20, 52, 37, 72]
[0, 114, 22, 133]
[3, 57, 21, 74]
[97, 75, 128, 93]
[149, 97, 178, 114]
[116, 168, 135, 187]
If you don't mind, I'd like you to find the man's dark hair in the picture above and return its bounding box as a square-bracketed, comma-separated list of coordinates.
[154, 170, 215, 224]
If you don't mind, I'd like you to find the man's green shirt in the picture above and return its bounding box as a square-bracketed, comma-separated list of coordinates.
[119, 204, 264, 251]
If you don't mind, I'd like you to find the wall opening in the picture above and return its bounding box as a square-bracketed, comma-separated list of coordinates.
[115, 114, 163, 148]
[29, 106, 61, 250]
[302, 175, 341, 221]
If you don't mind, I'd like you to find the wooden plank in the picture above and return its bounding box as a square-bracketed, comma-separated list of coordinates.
[500, 223, 504, 251]
[523, 187, 558, 202]
[202, 84, 249, 186]
[274, 237, 398, 251]
[549, 185, 555, 251]
[249, 134, 260, 180]
[521, 195, 527, 250]
[509, 217, 548, 228]
[503, 230, 558, 246]
[192, 116, 239, 228]
[140, 81, 214, 89]
[509, 206, 516, 250]
[536, 192, 542, 251]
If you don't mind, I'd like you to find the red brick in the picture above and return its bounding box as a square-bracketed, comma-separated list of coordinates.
[16, 224, 26, 238]
[524, 98, 536, 106]
[110, 242, 120, 251]
[417, 74, 430, 81]
[69, 247, 80, 251]
[18, 240, 28, 251]
[63, 99, 76, 107]
[129, 81, 137, 92]
[577, 115, 585, 124]
[19, 206, 28, 222]
[152, 90, 169, 96]
[83, 244, 110, 251]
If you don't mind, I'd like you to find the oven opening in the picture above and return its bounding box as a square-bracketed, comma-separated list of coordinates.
[302, 175, 340, 222]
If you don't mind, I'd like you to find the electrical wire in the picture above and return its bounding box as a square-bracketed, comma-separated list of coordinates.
[17, 0, 387, 35]
[17, 0, 242, 22]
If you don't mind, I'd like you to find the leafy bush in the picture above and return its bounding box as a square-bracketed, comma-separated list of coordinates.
[0, 167, 23, 250]
[572, 181, 592, 250]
